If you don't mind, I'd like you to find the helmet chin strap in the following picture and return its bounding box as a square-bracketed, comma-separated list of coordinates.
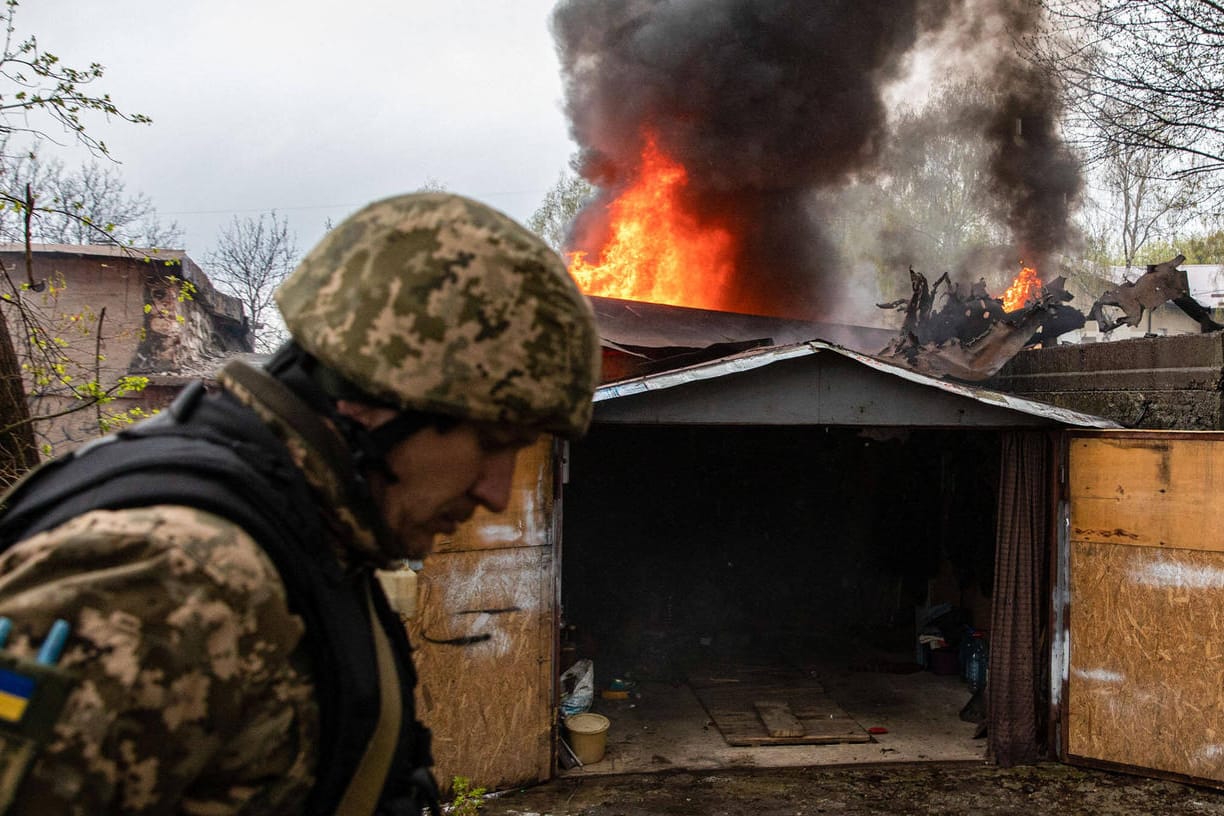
[360, 413, 444, 477]
[335, 411, 444, 487]
[264, 342, 401, 483]
[265, 342, 456, 486]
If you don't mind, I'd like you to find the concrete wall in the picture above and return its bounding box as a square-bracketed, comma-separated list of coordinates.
[0, 248, 250, 454]
[988, 332, 1224, 430]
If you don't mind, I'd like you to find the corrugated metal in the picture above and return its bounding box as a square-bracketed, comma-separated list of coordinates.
[590, 294, 896, 354]
[595, 340, 1120, 429]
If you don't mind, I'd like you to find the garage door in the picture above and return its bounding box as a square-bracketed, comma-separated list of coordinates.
[1065, 431, 1224, 787]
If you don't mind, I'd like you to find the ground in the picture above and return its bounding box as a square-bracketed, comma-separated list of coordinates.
[476, 762, 1224, 815]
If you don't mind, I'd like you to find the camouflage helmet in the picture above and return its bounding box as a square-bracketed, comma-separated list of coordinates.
[275, 192, 601, 438]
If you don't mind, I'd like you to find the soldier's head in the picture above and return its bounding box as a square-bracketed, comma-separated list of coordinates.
[273, 192, 601, 561]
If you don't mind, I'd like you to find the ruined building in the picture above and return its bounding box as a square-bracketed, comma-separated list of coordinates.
[0, 244, 252, 455]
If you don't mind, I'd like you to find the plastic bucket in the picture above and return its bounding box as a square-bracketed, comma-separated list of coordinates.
[564, 713, 610, 764]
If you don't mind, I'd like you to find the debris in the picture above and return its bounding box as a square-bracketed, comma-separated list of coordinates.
[879, 255, 1214, 382]
[1087, 254, 1223, 332]
[878, 268, 1082, 381]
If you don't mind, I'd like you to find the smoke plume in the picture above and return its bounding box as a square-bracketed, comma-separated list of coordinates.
[551, 0, 1082, 320]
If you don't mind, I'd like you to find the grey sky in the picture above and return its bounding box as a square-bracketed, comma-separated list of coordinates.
[18, 0, 575, 258]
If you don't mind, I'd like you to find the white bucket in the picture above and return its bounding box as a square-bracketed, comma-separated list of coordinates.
[564, 713, 610, 764]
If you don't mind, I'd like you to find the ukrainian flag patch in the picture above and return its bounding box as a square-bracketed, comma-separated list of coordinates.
[0, 669, 34, 722]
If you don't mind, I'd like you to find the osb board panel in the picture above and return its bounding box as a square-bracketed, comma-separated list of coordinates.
[409, 546, 555, 790]
[693, 678, 869, 746]
[434, 436, 554, 554]
[1069, 435, 1224, 553]
[1067, 540, 1224, 782]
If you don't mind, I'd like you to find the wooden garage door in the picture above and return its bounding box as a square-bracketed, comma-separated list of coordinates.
[1065, 431, 1224, 787]
[407, 437, 559, 793]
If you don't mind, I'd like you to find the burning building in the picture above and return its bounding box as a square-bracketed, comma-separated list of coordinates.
[407, 287, 1224, 795]
[399, 0, 1224, 800]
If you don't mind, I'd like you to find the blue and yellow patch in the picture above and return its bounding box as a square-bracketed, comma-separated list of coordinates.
[0, 669, 35, 723]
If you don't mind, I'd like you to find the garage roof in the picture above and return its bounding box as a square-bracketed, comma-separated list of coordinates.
[595, 340, 1120, 429]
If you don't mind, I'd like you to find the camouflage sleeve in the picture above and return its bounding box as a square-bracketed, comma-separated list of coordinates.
[0, 506, 319, 815]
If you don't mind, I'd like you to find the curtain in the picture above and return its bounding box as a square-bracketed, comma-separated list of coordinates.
[988, 430, 1053, 767]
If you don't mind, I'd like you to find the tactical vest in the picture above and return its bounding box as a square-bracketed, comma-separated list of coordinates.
[0, 381, 437, 816]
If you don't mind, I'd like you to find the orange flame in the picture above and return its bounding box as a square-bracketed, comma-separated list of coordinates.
[1001, 265, 1041, 312]
[568, 135, 736, 310]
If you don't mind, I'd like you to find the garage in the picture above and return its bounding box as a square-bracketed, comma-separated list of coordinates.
[407, 303, 1224, 795]
[556, 336, 1115, 775]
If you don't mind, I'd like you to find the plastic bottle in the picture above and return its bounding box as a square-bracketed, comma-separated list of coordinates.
[966, 631, 989, 693]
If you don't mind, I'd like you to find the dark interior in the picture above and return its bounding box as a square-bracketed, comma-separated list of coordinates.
[560, 424, 1000, 682]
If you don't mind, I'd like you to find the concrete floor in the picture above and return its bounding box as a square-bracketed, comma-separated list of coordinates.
[561, 659, 986, 777]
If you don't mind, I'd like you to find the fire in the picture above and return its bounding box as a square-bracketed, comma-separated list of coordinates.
[1001, 265, 1041, 312]
[567, 135, 736, 310]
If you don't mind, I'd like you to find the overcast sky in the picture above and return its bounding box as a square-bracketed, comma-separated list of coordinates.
[18, 0, 576, 258]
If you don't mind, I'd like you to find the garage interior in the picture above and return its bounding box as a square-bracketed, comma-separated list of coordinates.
[558, 422, 1001, 774]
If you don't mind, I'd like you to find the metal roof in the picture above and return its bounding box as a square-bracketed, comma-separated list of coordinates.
[589, 294, 896, 354]
[596, 339, 1120, 429]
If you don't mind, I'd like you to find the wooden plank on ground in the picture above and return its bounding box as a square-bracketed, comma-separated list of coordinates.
[694, 680, 869, 746]
[754, 700, 806, 737]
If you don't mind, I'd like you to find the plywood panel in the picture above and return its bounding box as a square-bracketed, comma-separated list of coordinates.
[407, 436, 557, 792]
[1067, 540, 1224, 781]
[410, 546, 555, 790]
[1069, 435, 1224, 553]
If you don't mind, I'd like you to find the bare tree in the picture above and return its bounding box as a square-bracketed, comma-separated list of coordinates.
[1035, 1, 1224, 190]
[1093, 145, 1199, 270]
[206, 212, 298, 353]
[0, 2, 154, 482]
[0, 154, 181, 247]
[877, 83, 1008, 266]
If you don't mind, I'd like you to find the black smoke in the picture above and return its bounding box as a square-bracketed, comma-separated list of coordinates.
[551, 0, 1082, 320]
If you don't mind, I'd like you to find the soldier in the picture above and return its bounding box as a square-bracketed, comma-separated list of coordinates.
[0, 193, 601, 814]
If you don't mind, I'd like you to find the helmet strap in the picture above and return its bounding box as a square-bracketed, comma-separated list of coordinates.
[343, 408, 463, 485]
[265, 342, 461, 486]
[265, 342, 400, 484]
[365, 413, 431, 456]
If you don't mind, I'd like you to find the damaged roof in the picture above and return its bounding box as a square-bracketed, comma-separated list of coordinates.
[590, 294, 895, 353]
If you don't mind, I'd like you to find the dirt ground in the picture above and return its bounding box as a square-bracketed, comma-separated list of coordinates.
[476, 762, 1224, 815]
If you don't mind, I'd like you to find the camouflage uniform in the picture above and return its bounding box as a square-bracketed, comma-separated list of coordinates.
[0, 192, 601, 814]
[0, 359, 383, 814]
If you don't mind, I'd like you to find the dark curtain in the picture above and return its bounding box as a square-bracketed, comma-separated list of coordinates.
[988, 430, 1053, 766]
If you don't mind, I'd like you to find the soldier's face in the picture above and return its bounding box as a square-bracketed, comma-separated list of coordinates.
[379, 421, 532, 560]
[340, 403, 536, 560]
